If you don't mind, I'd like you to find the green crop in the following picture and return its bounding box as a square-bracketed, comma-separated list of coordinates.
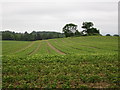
[2, 36, 119, 88]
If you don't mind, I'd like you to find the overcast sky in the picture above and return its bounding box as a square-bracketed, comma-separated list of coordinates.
[0, 0, 119, 35]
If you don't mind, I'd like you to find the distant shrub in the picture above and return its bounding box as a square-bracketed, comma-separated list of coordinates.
[113, 34, 119, 37]
[106, 34, 111, 36]
[93, 33, 102, 36]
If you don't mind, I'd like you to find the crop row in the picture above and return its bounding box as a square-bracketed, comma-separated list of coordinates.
[2, 53, 119, 88]
[48, 36, 118, 55]
[2, 36, 118, 56]
[2, 40, 61, 56]
[2, 41, 33, 55]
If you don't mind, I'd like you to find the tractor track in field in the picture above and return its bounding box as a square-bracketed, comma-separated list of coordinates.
[80, 45, 101, 49]
[47, 41, 65, 55]
[28, 41, 41, 55]
[14, 41, 35, 54]
[61, 39, 101, 50]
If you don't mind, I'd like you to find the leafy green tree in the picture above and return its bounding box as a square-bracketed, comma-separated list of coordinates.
[1, 31, 64, 41]
[82, 22, 93, 30]
[63, 23, 78, 37]
[81, 22, 100, 35]
[23, 31, 29, 41]
[2, 31, 14, 40]
[113, 34, 119, 37]
[75, 30, 81, 36]
[106, 34, 111, 36]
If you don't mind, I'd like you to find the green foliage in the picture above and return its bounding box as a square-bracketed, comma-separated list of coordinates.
[2, 54, 119, 88]
[1, 31, 65, 41]
[2, 36, 119, 88]
[79, 85, 88, 88]
[81, 22, 100, 36]
[82, 22, 94, 29]
[63, 23, 78, 37]
[113, 34, 119, 37]
[75, 30, 81, 36]
[106, 34, 111, 36]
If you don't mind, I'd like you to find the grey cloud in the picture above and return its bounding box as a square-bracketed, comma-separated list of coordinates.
[3, 2, 117, 16]
[1, 2, 118, 35]
[1, 0, 119, 3]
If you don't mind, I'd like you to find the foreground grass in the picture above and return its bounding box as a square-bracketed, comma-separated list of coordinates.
[2, 53, 119, 88]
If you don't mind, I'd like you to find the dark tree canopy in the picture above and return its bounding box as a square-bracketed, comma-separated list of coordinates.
[2, 31, 65, 41]
[113, 34, 119, 37]
[106, 34, 111, 36]
[63, 23, 78, 37]
[82, 22, 94, 30]
[2, 22, 103, 41]
[81, 22, 100, 35]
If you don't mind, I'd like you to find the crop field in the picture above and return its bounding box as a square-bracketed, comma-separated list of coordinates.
[2, 36, 119, 88]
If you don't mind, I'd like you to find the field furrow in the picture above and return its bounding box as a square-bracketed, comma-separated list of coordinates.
[28, 41, 41, 55]
[14, 41, 40, 56]
[14, 41, 35, 54]
[47, 41, 65, 55]
[2, 36, 119, 88]
[2, 41, 32, 55]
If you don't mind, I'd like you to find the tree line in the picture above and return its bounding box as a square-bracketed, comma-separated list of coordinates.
[1, 31, 65, 41]
[63, 22, 101, 37]
[1, 21, 119, 41]
[62, 22, 119, 37]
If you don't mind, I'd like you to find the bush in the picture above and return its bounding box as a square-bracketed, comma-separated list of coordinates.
[106, 34, 111, 36]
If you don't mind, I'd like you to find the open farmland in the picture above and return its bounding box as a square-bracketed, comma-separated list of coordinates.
[2, 36, 119, 88]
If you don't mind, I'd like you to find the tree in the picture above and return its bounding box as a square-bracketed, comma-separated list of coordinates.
[23, 31, 29, 41]
[81, 22, 100, 35]
[82, 22, 93, 30]
[106, 34, 111, 36]
[113, 34, 119, 37]
[89, 27, 100, 35]
[2, 31, 14, 40]
[63, 23, 78, 37]
[1, 31, 65, 41]
[75, 30, 81, 36]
